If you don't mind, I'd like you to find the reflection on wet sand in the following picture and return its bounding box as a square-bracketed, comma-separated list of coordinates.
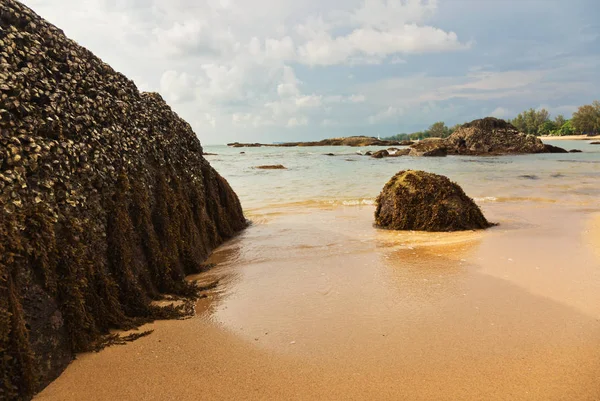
[38, 203, 600, 401]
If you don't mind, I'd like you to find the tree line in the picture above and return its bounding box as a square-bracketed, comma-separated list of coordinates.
[385, 100, 600, 141]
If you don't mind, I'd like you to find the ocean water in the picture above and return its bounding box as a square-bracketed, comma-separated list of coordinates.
[204, 140, 600, 213]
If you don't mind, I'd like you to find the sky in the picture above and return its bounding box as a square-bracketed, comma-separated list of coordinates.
[20, 0, 600, 145]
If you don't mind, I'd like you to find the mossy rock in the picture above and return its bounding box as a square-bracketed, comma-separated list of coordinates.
[375, 170, 493, 232]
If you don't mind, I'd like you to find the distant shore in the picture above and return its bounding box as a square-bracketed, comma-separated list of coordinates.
[539, 135, 600, 140]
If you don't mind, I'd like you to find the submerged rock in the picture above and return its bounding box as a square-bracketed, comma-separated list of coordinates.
[569, 149, 582, 153]
[255, 164, 287, 169]
[0, 1, 246, 398]
[374, 170, 493, 232]
[590, 141, 600, 145]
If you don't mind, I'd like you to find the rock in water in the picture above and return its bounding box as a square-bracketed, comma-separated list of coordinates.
[0, 1, 246, 398]
[371, 150, 389, 159]
[410, 117, 567, 156]
[374, 170, 493, 232]
[543, 144, 568, 153]
[255, 164, 286, 169]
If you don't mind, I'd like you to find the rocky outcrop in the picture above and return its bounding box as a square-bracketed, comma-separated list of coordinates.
[374, 170, 493, 232]
[590, 141, 600, 145]
[410, 118, 567, 156]
[255, 164, 286, 169]
[371, 149, 410, 158]
[371, 150, 389, 159]
[227, 142, 262, 148]
[227, 136, 403, 148]
[409, 139, 448, 157]
[389, 149, 410, 157]
[543, 144, 568, 154]
[0, 1, 246, 399]
[569, 149, 582, 153]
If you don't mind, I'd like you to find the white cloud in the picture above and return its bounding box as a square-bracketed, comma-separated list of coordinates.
[349, 94, 366, 103]
[287, 116, 309, 127]
[19, 0, 598, 143]
[296, 95, 322, 108]
[490, 107, 510, 118]
[159, 70, 196, 103]
[368, 106, 404, 124]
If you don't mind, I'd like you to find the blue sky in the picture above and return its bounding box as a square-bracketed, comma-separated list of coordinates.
[21, 0, 600, 144]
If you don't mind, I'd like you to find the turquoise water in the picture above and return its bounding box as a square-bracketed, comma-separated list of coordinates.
[203, 140, 600, 212]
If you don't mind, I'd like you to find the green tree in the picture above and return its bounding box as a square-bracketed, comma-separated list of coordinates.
[571, 101, 600, 135]
[428, 121, 450, 138]
[557, 120, 575, 136]
[537, 120, 556, 136]
[554, 114, 566, 128]
[511, 108, 550, 135]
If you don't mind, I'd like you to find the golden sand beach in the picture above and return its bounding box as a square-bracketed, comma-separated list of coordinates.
[36, 203, 600, 401]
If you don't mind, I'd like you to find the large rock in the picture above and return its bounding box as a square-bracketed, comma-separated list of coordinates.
[371, 150, 389, 158]
[409, 139, 448, 157]
[0, 1, 246, 399]
[374, 170, 493, 232]
[410, 117, 567, 156]
[543, 144, 568, 153]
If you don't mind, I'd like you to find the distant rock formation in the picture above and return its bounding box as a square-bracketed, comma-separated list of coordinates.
[255, 165, 287, 169]
[371, 150, 389, 159]
[410, 117, 567, 156]
[371, 149, 410, 158]
[0, 1, 246, 398]
[227, 142, 262, 148]
[228, 136, 404, 148]
[374, 170, 493, 232]
[543, 144, 568, 153]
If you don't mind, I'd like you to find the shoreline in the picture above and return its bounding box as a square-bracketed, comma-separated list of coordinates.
[36, 202, 600, 400]
[540, 135, 600, 140]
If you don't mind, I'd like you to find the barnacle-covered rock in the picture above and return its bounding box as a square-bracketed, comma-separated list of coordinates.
[0, 1, 246, 399]
[374, 170, 493, 232]
[410, 117, 567, 156]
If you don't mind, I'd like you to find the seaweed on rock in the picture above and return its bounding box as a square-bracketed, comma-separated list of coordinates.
[0, 0, 247, 399]
[375, 170, 494, 232]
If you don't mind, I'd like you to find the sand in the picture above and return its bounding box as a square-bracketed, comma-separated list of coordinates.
[36, 203, 600, 401]
[539, 135, 600, 141]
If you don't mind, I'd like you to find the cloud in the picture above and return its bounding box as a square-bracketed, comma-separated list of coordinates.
[287, 116, 309, 127]
[19, 0, 600, 143]
[296, 1, 469, 66]
[369, 106, 404, 124]
[490, 107, 510, 118]
[296, 95, 322, 108]
[159, 70, 197, 103]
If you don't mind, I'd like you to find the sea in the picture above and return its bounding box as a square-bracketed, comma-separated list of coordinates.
[203, 140, 600, 211]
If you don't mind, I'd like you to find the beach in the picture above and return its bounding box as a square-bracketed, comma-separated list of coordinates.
[36, 141, 600, 400]
[538, 135, 600, 141]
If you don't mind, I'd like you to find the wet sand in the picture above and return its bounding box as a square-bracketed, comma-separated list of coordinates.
[37, 203, 600, 400]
